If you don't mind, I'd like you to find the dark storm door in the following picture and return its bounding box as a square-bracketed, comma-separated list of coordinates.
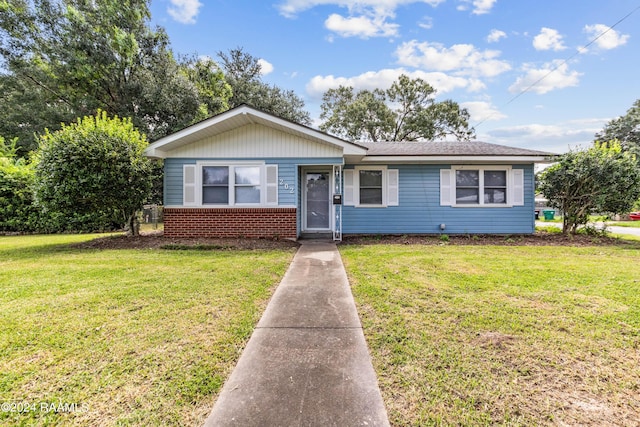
[304, 172, 331, 230]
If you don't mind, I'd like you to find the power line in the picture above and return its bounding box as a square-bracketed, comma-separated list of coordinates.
[473, 4, 640, 130]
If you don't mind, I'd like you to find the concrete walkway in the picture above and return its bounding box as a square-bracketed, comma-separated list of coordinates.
[204, 241, 390, 427]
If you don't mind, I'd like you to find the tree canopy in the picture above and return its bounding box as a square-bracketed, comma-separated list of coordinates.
[319, 74, 474, 142]
[0, 0, 231, 153]
[538, 141, 640, 234]
[218, 48, 311, 125]
[34, 111, 152, 234]
[594, 99, 640, 157]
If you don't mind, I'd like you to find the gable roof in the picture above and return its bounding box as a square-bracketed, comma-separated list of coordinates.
[143, 104, 367, 159]
[356, 141, 555, 164]
[143, 104, 556, 163]
[359, 141, 554, 157]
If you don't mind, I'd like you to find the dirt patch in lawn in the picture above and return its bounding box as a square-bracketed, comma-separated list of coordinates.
[72, 231, 300, 250]
[69, 230, 640, 250]
[341, 231, 640, 247]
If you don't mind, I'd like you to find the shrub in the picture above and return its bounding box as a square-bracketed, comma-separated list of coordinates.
[34, 111, 152, 234]
[0, 156, 39, 232]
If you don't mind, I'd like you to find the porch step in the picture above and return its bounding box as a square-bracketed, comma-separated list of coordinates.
[299, 232, 334, 240]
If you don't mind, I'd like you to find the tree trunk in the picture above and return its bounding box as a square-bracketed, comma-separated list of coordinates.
[126, 212, 139, 236]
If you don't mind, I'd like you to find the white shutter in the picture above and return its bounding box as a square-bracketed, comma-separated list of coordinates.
[343, 169, 355, 206]
[265, 165, 278, 205]
[440, 169, 454, 206]
[511, 168, 524, 206]
[183, 164, 197, 206]
[387, 169, 399, 206]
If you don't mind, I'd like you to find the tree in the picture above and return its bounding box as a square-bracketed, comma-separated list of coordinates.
[595, 99, 640, 157]
[0, 73, 76, 155]
[180, 56, 232, 122]
[0, 0, 229, 151]
[34, 111, 152, 235]
[319, 74, 474, 142]
[538, 141, 640, 234]
[218, 48, 311, 125]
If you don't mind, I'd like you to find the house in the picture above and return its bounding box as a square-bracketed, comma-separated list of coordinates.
[143, 105, 554, 240]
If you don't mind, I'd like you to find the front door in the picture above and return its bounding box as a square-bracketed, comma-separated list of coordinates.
[304, 171, 331, 231]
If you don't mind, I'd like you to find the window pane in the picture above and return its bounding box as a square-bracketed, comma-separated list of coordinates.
[484, 188, 506, 204]
[485, 170, 506, 187]
[235, 186, 260, 203]
[456, 188, 479, 204]
[359, 170, 382, 187]
[360, 188, 383, 205]
[456, 170, 479, 187]
[203, 166, 228, 185]
[203, 187, 228, 204]
[235, 166, 260, 185]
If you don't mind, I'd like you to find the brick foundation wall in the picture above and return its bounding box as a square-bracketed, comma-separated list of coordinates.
[164, 208, 297, 239]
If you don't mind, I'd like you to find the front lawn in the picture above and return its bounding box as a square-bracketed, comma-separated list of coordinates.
[609, 220, 640, 228]
[0, 234, 295, 426]
[341, 243, 640, 426]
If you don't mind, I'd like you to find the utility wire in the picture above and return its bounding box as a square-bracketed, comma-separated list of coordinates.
[473, 4, 640, 130]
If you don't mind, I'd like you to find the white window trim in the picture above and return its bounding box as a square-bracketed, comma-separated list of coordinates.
[195, 161, 270, 207]
[354, 166, 387, 207]
[451, 165, 513, 208]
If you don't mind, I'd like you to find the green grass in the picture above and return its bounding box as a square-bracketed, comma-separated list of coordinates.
[535, 224, 563, 233]
[0, 234, 295, 426]
[537, 217, 562, 223]
[341, 243, 640, 426]
[139, 222, 164, 233]
[609, 221, 640, 228]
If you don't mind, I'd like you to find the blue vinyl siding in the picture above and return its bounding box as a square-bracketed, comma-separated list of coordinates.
[163, 157, 342, 207]
[165, 159, 536, 235]
[342, 164, 535, 235]
[268, 157, 342, 206]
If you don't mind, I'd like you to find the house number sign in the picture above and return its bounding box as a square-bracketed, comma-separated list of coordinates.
[279, 179, 295, 194]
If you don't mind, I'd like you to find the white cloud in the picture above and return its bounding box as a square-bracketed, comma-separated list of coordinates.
[457, 0, 497, 15]
[486, 29, 506, 43]
[305, 68, 475, 99]
[461, 101, 507, 123]
[533, 27, 566, 51]
[584, 24, 630, 50]
[418, 16, 434, 30]
[257, 59, 274, 75]
[325, 13, 399, 38]
[486, 119, 608, 153]
[277, 0, 445, 18]
[395, 40, 511, 77]
[167, 0, 202, 24]
[509, 61, 581, 95]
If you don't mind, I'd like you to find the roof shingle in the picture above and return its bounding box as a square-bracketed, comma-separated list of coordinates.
[358, 141, 555, 157]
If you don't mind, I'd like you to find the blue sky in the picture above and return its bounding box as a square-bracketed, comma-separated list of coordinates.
[149, 0, 640, 153]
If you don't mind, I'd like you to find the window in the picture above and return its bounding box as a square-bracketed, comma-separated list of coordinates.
[441, 166, 521, 207]
[483, 170, 507, 204]
[343, 166, 398, 207]
[183, 162, 278, 207]
[234, 166, 261, 204]
[359, 169, 383, 205]
[203, 166, 229, 204]
[455, 170, 479, 204]
[455, 169, 507, 205]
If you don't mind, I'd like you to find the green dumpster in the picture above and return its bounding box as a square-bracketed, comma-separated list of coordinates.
[543, 209, 555, 220]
